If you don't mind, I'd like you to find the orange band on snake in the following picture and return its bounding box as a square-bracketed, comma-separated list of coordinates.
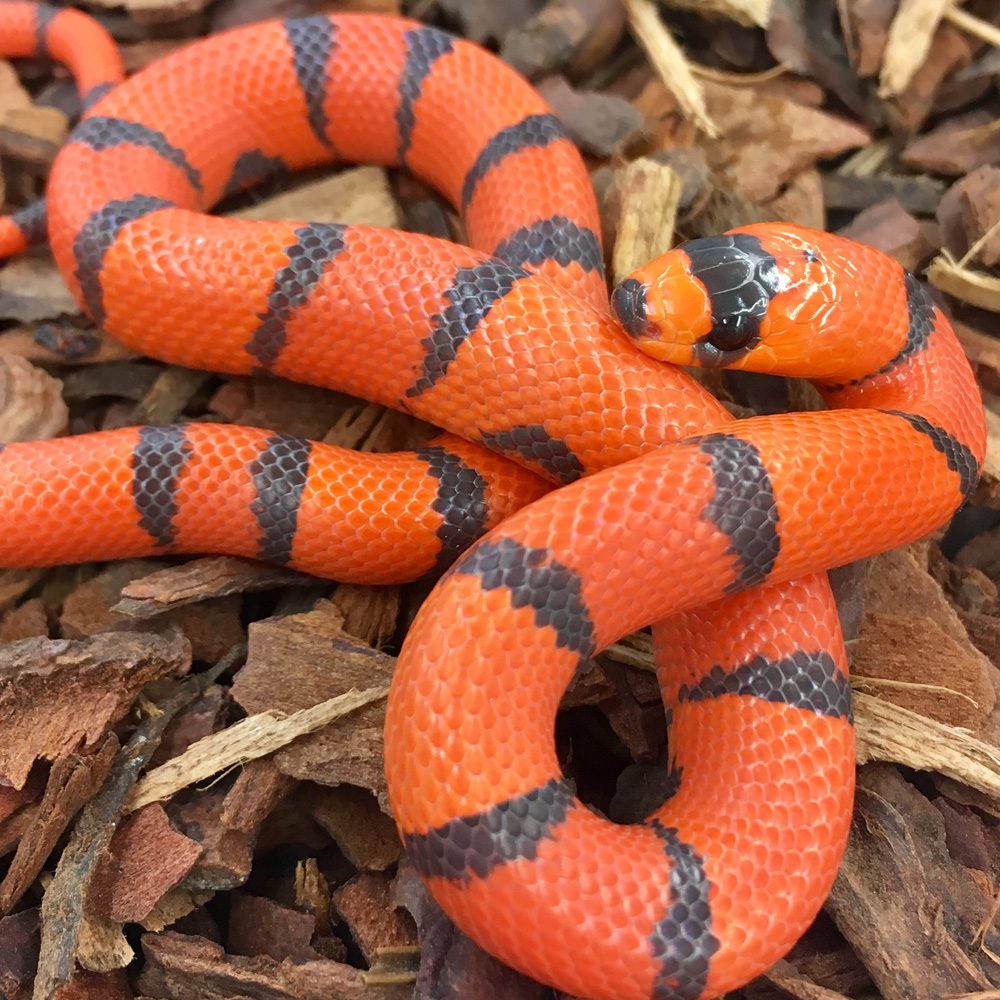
[0, 6, 985, 999]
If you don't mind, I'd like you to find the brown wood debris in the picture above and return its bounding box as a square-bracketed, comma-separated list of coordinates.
[0, 0, 999, 998]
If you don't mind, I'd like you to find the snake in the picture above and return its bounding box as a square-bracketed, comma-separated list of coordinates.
[0, 4, 985, 999]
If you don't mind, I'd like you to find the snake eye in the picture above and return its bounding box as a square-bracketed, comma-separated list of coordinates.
[706, 317, 756, 353]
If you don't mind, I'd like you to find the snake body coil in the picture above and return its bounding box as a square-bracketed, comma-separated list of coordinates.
[0, 6, 985, 999]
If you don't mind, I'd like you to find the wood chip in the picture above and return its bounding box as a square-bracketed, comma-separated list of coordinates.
[827, 764, 1000, 997]
[137, 930, 411, 999]
[331, 872, 416, 966]
[0, 105, 68, 167]
[231, 166, 401, 230]
[0, 631, 190, 790]
[878, 0, 951, 97]
[0, 737, 118, 915]
[86, 804, 202, 923]
[126, 684, 387, 813]
[0, 258, 80, 323]
[0, 355, 68, 442]
[624, 0, 719, 138]
[701, 79, 869, 202]
[230, 602, 396, 807]
[611, 157, 682, 283]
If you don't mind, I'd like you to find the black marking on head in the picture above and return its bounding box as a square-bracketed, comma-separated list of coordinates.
[73, 195, 176, 325]
[611, 277, 654, 339]
[492, 216, 603, 276]
[678, 650, 852, 722]
[416, 445, 490, 574]
[34, 4, 58, 56]
[461, 113, 567, 211]
[285, 16, 336, 149]
[245, 223, 347, 367]
[454, 537, 596, 658]
[683, 234, 781, 366]
[397, 27, 454, 164]
[648, 822, 720, 1000]
[71, 117, 202, 194]
[404, 778, 573, 881]
[830, 273, 936, 390]
[248, 433, 312, 566]
[881, 410, 980, 500]
[692, 433, 780, 592]
[131, 425, 192, 547]
[222, 149, 289, 199]
[405, 260, 529, 398]
[12, 199, 47, 246]
[81, 81, 117, 112]
[479, 425, 584, 484]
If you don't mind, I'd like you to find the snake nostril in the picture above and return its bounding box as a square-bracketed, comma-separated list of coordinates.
[611, 278, 652, 339]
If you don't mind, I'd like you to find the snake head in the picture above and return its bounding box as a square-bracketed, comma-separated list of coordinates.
[611, 224, 853, 380]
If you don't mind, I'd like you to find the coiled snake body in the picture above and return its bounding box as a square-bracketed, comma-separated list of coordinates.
[0, 5, 985, 999]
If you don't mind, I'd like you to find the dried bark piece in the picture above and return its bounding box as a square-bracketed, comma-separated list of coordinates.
[220, 757, 298, 836]
[756, 960, 852, 1000]
[887, 22, 972, 132]
[939, 166, 1000, 266]
[767, 0, 875, 121]
[86, 804, 202, 924]
[329, 583, 399, 649]
[62, 561, 245, 665]
[35, 654, 234, 1000]
[700, 79, 869, 203]
[308, 785, 401, 871]
[768, 167, 824, 230]
[934, 795, 1000, 881]
[0, 259, 80, 323]
[150, 685, 227, 767]
[837, 198, 935, 272]
[75, 913, 132, 973]
[840, 0, 896, 77]
[878, 0, 951, 96]
[624, 0, 719, 137]
[902, 110, 1000, 176]
[113, 556, 315, 619]
[0, 60, 32, 120]
[501, 0, 625, 80]
[0, 597, 48, 642]
[827, 764, 1000, 998]
[538, 76, 644, 156]
[394, 864, 547, 1000]
[0, 325, 134, 365]
[138, 930, 411, 999]
[611, 157, 681, 284]
[231, 601, 395, 807]
[168, 785, 254, 893]
[0, 737, 118, 914]
[0, 355, 68, 442]
[851, 612, 994, 729]
[232, 165, 402, 230]
[129, 367, 212, 426]
[228, 893, 318, 962]
[0, 104, 68, 167]
[821, 172, 945, 215]
[0, 907, 39, 997]
[0, 630, 190, 789]
[52, 969, 132, 1000]
[854, 693, 1000, 798]
[332, 872, 416, 966]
